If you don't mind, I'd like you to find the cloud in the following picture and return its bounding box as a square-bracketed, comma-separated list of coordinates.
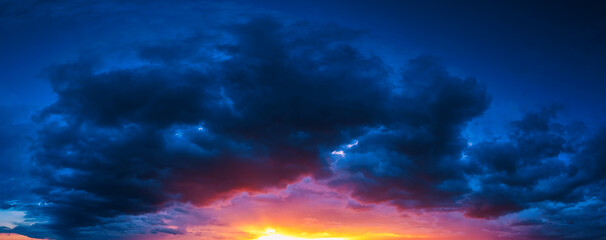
[328, 56, 491, 210]
[460, 107, 584, 218]
[22, 15, 394, 239]
[460, 108, 606, 239]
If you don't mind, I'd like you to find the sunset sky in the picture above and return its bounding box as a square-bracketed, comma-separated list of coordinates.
[1, 1, 606, 240]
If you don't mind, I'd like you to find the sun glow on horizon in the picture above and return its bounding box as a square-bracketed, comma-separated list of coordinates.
[257, 234, 346, 240]
[253, 228, 347, 240]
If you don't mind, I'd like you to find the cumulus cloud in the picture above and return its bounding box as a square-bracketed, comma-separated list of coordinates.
[22, 15, 393, 239]
[461, 108, 606, 239]
[328, 56, 490, 210]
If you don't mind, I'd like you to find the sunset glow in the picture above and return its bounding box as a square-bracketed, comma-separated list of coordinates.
[258, 235, 342, 240]
[255, 229, 346, 240]
[0, 233, 47, 240]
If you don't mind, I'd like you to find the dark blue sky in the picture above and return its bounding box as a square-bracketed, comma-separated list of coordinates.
[1, 1, 606, 240]
[268, 0, 606, 117]
[3, 1, 606, 122]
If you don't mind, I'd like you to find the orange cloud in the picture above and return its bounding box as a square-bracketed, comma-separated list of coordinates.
[0, 233, 48, 240]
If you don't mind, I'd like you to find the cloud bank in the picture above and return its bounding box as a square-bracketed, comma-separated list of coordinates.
[1, 3, 605, 240]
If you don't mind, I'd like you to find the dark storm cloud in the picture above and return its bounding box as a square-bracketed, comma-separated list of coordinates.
[23, 16, 393, 239]
[460, 108, 606, 239]
[330, 99, 606, 240]
[328, 56, 490, 210]
[461, 107, 584, 219]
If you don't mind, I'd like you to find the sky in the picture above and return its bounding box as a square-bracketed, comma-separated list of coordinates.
[1, 1, 606, 240]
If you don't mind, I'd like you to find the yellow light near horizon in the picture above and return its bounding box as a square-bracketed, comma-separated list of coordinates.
[257, 234, 346, 240]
